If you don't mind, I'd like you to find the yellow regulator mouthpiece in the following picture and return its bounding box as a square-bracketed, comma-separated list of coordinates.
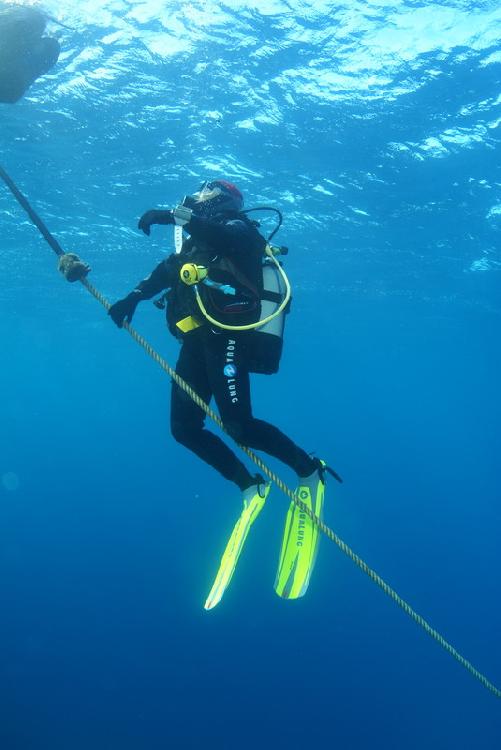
[180, 263, 208, 285]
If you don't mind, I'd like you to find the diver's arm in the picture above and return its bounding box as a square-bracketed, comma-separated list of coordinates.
[137, 208, 264, 256]
[184, 215, 265, 256]
[108, 256, 177, 328]
[134, 256, 177, 299]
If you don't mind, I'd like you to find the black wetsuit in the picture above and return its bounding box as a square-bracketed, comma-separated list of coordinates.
[133, 213, 315, 490]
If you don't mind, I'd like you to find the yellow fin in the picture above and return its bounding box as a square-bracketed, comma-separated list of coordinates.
[274, 477, 324, 599]
[204, 483, 270, 610]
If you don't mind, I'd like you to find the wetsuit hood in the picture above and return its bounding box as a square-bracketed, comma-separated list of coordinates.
[182, 179, 244, 219]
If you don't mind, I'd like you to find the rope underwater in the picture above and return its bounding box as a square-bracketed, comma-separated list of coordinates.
[1, 165, 500, 700]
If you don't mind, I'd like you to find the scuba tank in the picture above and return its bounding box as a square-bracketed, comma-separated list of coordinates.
[239, 207, 290, 374]
[247, 251, 289, 374]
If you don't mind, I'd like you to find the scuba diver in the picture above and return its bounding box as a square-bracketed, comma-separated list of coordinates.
[0, 4, 60, 104]
[109, 179, 341, 608]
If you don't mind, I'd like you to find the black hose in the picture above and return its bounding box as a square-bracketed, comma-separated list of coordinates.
[242, 206, 283, 241]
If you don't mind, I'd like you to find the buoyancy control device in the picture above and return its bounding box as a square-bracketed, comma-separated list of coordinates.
[163, 206, 291, 374]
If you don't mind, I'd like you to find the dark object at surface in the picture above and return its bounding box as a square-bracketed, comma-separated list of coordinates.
[0, 4, 60, 103]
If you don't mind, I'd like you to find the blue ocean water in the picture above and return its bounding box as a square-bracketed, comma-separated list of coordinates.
[1, 1, 500, 747]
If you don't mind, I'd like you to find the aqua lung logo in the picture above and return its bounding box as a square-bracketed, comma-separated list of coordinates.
[225, 339, 238, 403]
[296, 490, 309, 547]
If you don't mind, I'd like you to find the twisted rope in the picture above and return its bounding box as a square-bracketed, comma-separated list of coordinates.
[82, 277, 501, 700]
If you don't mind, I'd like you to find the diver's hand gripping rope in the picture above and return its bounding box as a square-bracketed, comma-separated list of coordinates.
[1, 163, 499, 700]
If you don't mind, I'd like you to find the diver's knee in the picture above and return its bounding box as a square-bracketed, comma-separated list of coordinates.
[224, 419, 252, 445]
[171, 417, 196, 446]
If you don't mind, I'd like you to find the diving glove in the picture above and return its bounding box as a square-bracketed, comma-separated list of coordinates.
[108, 289, 142, 328]
[138, 209, 175, 236]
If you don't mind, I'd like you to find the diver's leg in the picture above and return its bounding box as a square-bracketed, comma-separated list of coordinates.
[207, 333, 316, 476]
[206, 340, 337, 602]
[170, 335, 255, 489]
